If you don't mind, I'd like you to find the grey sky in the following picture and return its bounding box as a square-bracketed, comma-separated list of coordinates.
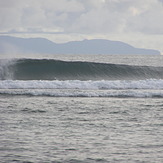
[0, 0, 163, 53]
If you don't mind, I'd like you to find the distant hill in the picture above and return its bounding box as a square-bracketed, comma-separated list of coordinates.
[0, 35, 160, 55]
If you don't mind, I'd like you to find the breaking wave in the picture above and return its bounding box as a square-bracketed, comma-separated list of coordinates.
[1, 58, 163, 98]
[0, 79, 163, 89]
[0, 79, 163, 98]
[1, 59, 163, 80]
[0, 88, 163, 98]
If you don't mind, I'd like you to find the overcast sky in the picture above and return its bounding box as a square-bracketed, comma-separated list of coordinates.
[0, 0, 163, 53]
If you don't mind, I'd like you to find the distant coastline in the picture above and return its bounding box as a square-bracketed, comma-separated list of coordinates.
[0, 35, 161, 55]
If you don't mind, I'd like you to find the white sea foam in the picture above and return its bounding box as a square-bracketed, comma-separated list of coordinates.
[0, 60, 15, 80]
[0, 79, 163, 90]
[0, 89, 163, 98]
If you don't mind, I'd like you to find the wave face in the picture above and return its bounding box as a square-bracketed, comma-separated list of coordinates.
[1, 59, 163, 80]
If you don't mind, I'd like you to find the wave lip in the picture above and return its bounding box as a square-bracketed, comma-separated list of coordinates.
[1, 59, 163, 80]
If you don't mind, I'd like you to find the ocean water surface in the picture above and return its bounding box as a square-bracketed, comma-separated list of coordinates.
[0, 54, 163, 163]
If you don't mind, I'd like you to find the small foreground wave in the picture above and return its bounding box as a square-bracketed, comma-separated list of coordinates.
[1, 79, 163, 98]
[0, 79, 163, 90]
[0, 89, 163, 98]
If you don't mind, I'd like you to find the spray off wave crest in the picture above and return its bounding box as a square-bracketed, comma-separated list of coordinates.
[1, 58, 163, 80]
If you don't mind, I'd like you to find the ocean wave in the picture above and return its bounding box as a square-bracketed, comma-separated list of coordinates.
[0, 79, 163, 90]
[1, 59, 163, 80]
[0, 79, 163, 98]
[0, 89, 163, 98]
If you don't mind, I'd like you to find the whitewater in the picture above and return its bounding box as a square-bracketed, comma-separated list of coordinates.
[0, 54, 163, 163]
[1, 56, 163, 98]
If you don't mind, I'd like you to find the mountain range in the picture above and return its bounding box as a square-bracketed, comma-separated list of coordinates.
[0, 35, 160, 55]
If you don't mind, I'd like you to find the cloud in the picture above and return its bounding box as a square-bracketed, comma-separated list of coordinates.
[125, 0, 163, 34]
[81, 0, 163, 35]
[0, 0, 84, 33]
[158, 0, 163, 4]
[0, 0, 163, 37]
